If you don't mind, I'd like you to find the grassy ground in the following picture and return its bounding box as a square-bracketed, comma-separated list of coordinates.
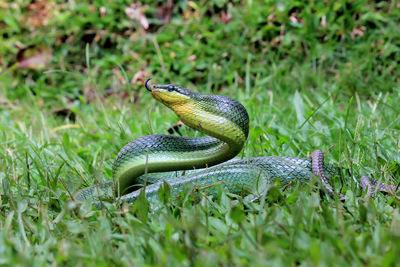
[1, 0, 400, 265]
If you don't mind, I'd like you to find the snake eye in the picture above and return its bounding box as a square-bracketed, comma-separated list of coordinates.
[167, 85, 175, 92]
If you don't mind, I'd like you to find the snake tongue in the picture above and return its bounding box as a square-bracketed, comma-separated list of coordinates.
[145, 78, 152, 92]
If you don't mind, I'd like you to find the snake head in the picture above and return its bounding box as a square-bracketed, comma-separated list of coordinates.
[147, 81, 193, 106]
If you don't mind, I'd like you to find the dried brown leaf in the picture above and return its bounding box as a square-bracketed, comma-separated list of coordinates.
[131, 69, 150, 85]
[350, 26, 366, 39]
[221, 11, 232, 25]
[156, 0, 174, 23]
[125, 3, 149, 29]
[17, 46, 52, 70]
[83, 84, 98, 103]
[267, 13, 275, 22]
[25, 0, 53, 28]
[321, 15, 327, 27]
[99, 6, 106, 18]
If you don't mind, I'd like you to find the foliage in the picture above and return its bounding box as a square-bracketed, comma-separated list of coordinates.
[0, 0, 399, 265]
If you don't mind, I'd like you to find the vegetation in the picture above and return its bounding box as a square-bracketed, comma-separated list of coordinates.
[0, 0, 399, 265]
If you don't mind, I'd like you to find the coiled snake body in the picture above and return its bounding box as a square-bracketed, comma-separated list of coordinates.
[76, 80, 396, 204]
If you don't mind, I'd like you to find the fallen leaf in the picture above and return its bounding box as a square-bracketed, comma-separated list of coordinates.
[156, 0, 174, 23]
[99, 6, 106, 18]
[125, 3, 149, 29]
[350, 26, 366, 39]
[184, 9, 199, 20]
[25, 0, 53, 28]
[267, 13, 275, 22]
[17, 46, 52, 70]
[321, 15, 327, 27]
[83, 84, 98, 103]
[221, 11, 231, 24]
[131, 69, 150, 85]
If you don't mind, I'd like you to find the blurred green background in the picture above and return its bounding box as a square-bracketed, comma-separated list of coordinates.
[1, 0, 399, 101]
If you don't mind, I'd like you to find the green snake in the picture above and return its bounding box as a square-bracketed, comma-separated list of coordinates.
[76, 79, 396, 204]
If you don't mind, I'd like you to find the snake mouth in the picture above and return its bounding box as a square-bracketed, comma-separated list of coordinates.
[151, 84, 175, 91]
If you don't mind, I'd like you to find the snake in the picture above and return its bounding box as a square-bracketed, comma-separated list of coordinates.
[75, 79, 397, 204]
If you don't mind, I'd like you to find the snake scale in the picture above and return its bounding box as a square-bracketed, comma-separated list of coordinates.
[76, 79, 396, 204]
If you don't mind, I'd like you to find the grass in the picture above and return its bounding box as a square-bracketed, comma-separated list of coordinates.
[1, 0, 400, 265]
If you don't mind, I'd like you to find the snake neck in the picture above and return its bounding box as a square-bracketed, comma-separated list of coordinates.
[171, 93, 249, 153]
